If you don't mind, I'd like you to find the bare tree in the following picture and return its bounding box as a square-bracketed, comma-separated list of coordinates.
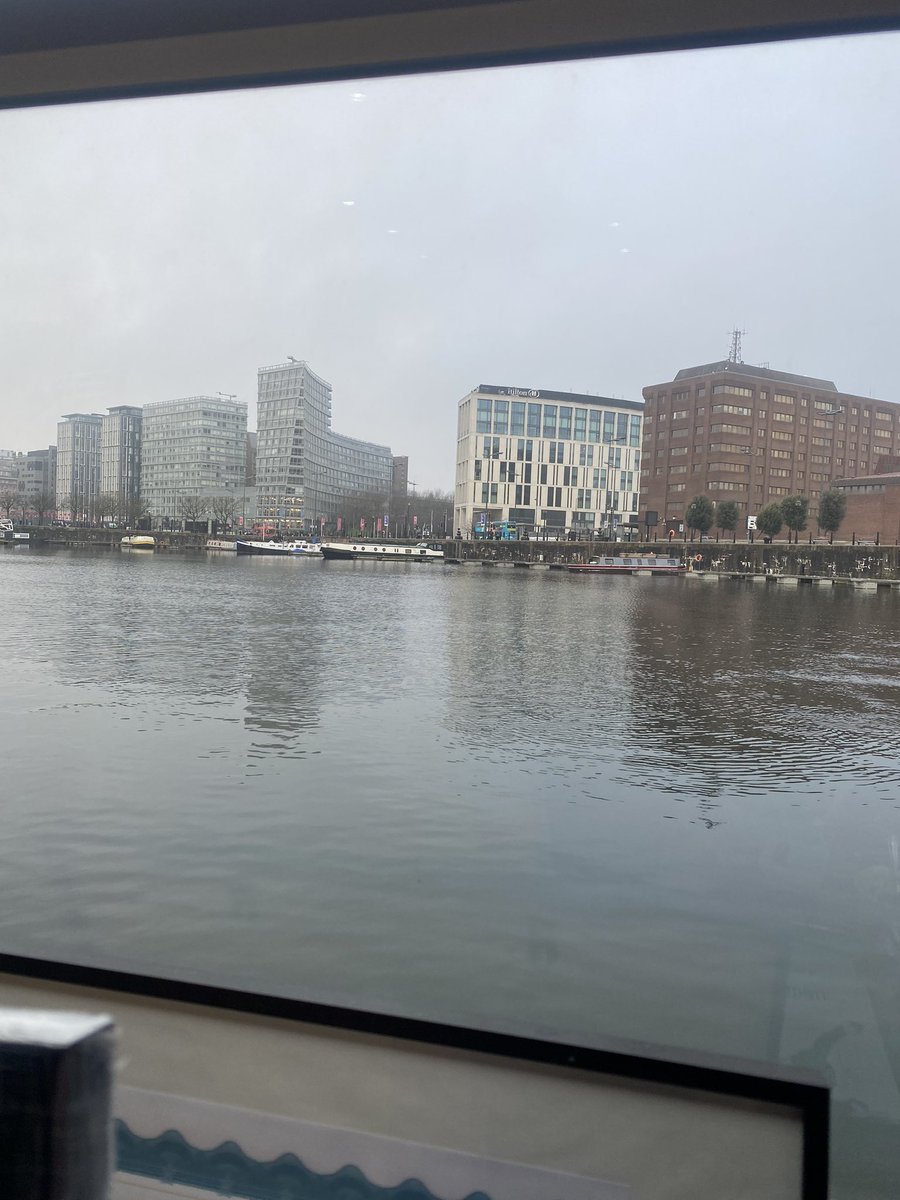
[407, 488, 454, 536]
[178, 495, 210, 530]
[95, 493, 118, 524]
[33, 490, 55, 524]
[124, 495, 150, 528]
[0, 488, 20, 518]
[209, 495, 238, 530]
[335, 491, 391, 537]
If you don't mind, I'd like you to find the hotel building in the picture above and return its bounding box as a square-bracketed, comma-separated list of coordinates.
[141, 395, 248, 521]
[640, 361, 900, 531]
[454, 385, 643, 537]
[255, 360, 393, 528]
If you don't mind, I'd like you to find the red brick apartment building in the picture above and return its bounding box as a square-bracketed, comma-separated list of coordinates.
[639, 361, 900, 532]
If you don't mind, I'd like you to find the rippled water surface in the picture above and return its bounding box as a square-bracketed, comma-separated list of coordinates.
[2, 549, 900, 1196]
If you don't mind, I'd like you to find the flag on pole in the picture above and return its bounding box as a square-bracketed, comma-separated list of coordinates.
[337, 516, 343, 532]
[377, 517, 383, 533]
[360, 518, 365, 531]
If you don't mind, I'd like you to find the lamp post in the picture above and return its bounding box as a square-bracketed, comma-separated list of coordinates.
[601, 435, 628, 542]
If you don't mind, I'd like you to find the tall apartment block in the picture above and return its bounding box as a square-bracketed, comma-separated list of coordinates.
[640, 360, 900, 530]
[56, 414, 103, 520]
[454, 385, 643, 537]
[255, 360, 393, 527]
[141, 395, 248, 520]
[101, 405, 142, 518]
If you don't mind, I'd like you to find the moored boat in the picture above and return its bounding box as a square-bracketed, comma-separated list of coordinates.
[567, 555, 684, 575]
[121, 535, 156, 550]
[320, 541, 445, 562]
[235, 539, 321, 555]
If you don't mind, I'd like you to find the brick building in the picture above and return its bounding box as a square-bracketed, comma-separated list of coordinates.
[639, 360, 900, 533]
[834, 457, 900, 543]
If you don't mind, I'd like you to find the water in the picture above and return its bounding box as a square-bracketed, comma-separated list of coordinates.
[2, 548, 900, 1196]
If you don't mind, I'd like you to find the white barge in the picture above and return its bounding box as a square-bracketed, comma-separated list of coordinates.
[567, 555, 685, 575]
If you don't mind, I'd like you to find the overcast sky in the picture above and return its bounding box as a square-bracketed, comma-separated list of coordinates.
[1, 31, 899, 489]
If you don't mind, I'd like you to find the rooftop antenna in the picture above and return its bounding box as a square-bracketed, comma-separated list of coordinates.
[727, 328, 747, 364]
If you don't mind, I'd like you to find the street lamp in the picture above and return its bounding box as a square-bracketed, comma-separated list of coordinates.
[601, 435, 628, 541]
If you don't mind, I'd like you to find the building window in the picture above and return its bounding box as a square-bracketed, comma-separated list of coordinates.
[558, 406, 573, 439]
[574, 408, 587, 441]
[493, 400, 509, 435]
[527, 403, 541, 437]
[711, 404, 752, 417]
[578, 444, 594, 466]
[712, 384, 753, 397]
[542, 405, 557, 438]
[474, 460, 482, 480]
[476, 399, 491, 433]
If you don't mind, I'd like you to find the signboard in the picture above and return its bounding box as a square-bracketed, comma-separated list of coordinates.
[747, 515, 758, 530]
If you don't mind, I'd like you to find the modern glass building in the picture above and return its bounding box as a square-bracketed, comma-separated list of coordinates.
[100, 405, 143, 519]
[56, 413, 103, 521]
[256, 361, 393, 528]
[141, 395, 248, 522]
[454, 385, 643, 538]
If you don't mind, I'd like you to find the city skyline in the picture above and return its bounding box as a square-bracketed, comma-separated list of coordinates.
[2, 32, 900, 488]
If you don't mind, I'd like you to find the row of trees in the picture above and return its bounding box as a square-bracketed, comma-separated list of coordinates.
[684, 489, 848, 542]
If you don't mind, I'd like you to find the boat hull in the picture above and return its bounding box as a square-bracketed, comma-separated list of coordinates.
[320, 542, 444, 562]
[235, 540, 321, 555]
[121, 536, 156, 550]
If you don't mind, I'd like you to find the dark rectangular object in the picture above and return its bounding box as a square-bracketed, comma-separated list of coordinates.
[0, 1010, 115, 1199]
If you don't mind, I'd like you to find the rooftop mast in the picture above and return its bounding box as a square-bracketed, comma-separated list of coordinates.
[727, 327, 747, 364]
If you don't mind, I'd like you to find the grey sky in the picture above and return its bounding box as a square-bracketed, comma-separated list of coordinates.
[1, 30, 899, 489]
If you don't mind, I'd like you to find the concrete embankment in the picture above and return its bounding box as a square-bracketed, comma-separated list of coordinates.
[20, 527, 211, 551]
[444, 539, 900, 580]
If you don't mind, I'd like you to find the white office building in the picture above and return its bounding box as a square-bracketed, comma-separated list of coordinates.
[454, 385, 643, 538]
[56, 413, 103, 520]
[256, 360, 393, 529]
[141, 395, 248, 521]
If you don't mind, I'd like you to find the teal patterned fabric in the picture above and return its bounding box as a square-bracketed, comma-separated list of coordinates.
[116, 1121, 493, 1200]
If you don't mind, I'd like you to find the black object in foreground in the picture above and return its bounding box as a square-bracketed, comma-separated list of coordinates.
[0, 1008, 115, 1199]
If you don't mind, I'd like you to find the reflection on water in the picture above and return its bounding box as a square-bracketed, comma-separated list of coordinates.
[1, 551, 899, 1197]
